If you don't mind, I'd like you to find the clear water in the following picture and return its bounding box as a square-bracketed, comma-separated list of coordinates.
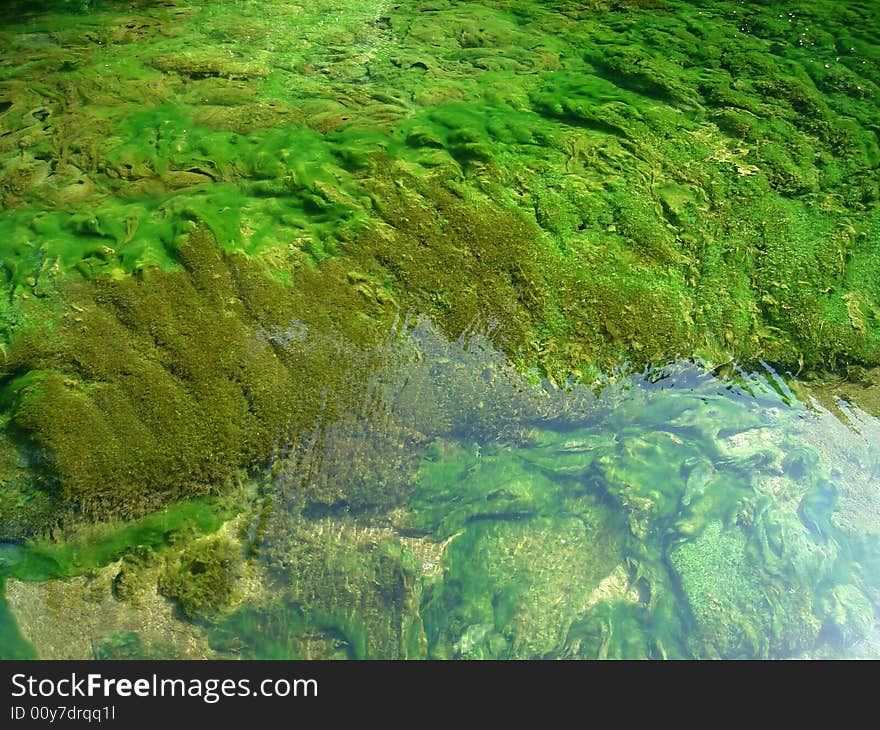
[1, 0, 879, 659]
[2, 315, 879, 659]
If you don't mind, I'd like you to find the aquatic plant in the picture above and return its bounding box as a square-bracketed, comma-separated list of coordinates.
[158, 535, 237, 621]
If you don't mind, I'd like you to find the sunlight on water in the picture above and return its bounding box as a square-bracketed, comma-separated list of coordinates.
[217, 316, 880, 659]
[1, 0, 879, 661]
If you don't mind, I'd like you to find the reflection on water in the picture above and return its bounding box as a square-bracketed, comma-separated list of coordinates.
[6, 315, 875, 659]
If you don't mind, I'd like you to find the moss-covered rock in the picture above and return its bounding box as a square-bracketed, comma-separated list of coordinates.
[422, 513, 623, 659]
[158, 536, 237, 621]
[669, 521, 817, 658]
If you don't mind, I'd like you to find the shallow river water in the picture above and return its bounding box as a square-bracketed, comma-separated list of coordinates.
[1, 0, 879, 659]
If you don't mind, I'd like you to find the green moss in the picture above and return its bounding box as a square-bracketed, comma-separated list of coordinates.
[3, 0, 880, 387]
[3, 227, 347, 517]
[158, 535, 236, 621]
[1, 0, 880, 660]
[6, 496, 227, 582]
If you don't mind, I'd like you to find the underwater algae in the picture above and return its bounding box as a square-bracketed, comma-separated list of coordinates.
[4, 319, 880, 660]
[0, 0, 879, 658]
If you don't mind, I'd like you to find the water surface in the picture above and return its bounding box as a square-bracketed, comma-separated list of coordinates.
[1, 0, 879, 659]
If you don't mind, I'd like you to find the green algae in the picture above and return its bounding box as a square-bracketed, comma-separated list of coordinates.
[668, 520, 817, 658]
[1, 0, 880, 660]
[221, 324, 880, 660]
[2, 319, 880, 659]
[235, 353, 880, 660]
[5, 496, 228, 583]
[1, 225, 412, 520]
[264, 524, 426, 660]
[158, 535, 236, 621]
[0, 491, 233, 658]
[422, 513, 623, 659]
[3, 0, 880, 380]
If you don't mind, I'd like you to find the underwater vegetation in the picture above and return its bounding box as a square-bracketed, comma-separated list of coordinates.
[2, 0, 880, 519]
[3, 319, 880, 659]
[0, 0, 879, 658]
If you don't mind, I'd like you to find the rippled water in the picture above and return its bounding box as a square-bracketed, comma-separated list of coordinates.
[2, 315, 879, 659]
